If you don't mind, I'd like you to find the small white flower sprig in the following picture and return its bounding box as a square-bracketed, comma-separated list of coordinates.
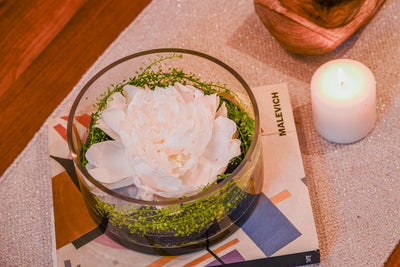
[80, 54, 255, 200]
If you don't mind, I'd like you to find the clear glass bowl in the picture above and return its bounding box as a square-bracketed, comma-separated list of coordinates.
[67, 48, 263, 254]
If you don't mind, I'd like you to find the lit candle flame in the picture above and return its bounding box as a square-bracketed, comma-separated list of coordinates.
[338, 67, 346, 86]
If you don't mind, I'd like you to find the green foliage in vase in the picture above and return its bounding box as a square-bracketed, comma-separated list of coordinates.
[94, 180, 249, 238]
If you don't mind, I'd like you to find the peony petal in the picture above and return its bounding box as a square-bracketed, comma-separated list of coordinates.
[86, 162, 96, 170]
[88, 167, 131, 184]
[119, 128, 141, 158]
[95, 119, 121, 141]
[195, 93, 218, 119]
[174, 82, 196, 103]
[155, 185, 199, 198]
[202, 116, 241, 166]
[130, 158, 184, 192]
[194, 87, 204, 97]
[123, 85, 141, 103]
[180, 157, 215, 187]
[189, 102, 214, 156]
[86, 141, 132, 176]
[165, 131, 185, 153]
[126, 88, 148, 114]
[102, 108, 126, 135]
[215, 101, 227, 118]
[107, 92, 126, 110]
[132, 176, 156, 200]
[106, 176, 136, 190]
[215, 116, 237, 138]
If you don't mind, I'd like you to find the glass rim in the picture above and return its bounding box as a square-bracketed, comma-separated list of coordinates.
[67, 48, 260, 206]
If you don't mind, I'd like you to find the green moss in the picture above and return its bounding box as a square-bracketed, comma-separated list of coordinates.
[94, 180, 249, 237]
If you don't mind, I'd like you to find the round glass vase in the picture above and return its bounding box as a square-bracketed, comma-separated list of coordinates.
[67, 48, 263, 255]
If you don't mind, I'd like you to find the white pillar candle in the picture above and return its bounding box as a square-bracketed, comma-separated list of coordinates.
[311, 59, 376, 144]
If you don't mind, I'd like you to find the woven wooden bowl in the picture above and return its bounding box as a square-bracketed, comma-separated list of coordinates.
[254, 0, 385, 55]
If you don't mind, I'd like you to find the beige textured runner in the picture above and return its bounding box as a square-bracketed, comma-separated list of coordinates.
[1, 0, 400, 266]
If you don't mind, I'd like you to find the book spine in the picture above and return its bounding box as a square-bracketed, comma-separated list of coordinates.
[224, 250, 320, 267]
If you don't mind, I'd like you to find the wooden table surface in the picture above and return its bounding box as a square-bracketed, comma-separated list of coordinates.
[0, 0, 150, 177]
[0, 0, 399, 265]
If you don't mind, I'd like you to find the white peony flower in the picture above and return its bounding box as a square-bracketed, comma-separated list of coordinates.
[85, 82, 241, 200]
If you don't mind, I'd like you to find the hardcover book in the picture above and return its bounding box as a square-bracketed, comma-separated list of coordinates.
[48, 83, 320, 266]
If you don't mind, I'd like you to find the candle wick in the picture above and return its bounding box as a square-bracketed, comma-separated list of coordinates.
[338, 67, 346, 87]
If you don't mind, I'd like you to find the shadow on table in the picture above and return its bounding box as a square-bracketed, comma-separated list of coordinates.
[227, 14, 362, 83]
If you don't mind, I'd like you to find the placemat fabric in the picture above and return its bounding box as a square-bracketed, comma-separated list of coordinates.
[1, 0, 400, 266]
